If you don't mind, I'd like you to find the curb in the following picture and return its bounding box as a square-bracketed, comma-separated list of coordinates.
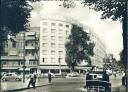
[2, 83, 52, 92]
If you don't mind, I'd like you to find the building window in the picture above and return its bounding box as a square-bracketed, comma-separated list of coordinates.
[3, 61, 7, 65]
[42, 43, 47, 47]
[42, 58, 45, 62]
[51, 50, 55, 55]
[33, 61, 36, 65]
[51, 29, 56, 33]
[58, 51, 63, 55]
[12, 41, 16, 48]
[5, 43, 8, 48]
[43, 22, 47, 25]
[42, 50, 47, 55]
[58, 29, 63, 34]
[43, 28, 48, 33]
[66, 24, 69, 28]
[51, 36, 55, 40]
[20, 61, 24, 65]
[66, 30, 69, 35]
[58, 36, 63, 41]
[42, 36, 47, 40]
[58, 44, 64, 48]
[18, 61, 21, 65]
[51, 58, 55, 63]
[51, 23, 56, 26]
[51, 43, 55, 48]
[19, 53, 24, 56]
[59, 23, 63, 27]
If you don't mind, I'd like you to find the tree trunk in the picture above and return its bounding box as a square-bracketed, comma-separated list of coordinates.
[122, 16, 127, 69]
[122, 11, 127, 91]
[71, 62, 75, 72]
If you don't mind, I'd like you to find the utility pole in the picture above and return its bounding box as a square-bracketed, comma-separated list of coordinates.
[58, 56, 61, 75]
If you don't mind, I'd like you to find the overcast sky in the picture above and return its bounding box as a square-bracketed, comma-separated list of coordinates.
[29, 1, 123, 60]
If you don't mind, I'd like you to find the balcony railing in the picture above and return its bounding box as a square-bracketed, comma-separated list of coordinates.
[25, 36, 36, 40]
[1, 56, 24, 60]
[25, 46, 36, 49]
[25, 56, 38, 60]
[1, 65, 21, 69]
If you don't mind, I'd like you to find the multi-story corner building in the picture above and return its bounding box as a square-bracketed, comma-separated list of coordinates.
[39, 16, 72, 73]
[39, 16, 106, 74]
[1, 29, 39, 73]
[89, 30, 106, 67]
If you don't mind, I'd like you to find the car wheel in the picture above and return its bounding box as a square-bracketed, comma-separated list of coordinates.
[15, 78, 20, 81]
[2, 78, 6, 81]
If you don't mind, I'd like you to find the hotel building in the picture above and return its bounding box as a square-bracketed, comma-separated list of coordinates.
[39, 16, 106, 73]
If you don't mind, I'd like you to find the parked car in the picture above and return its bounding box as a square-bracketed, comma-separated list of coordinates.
[1, 73, 22, 81]
[84, 71, 111, 92]
[39, 73, 56, 78]
[67, 72, 79, 77]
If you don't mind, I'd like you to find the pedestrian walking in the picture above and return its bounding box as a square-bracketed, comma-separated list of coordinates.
[32, 73, 37, 88]
[122, 74, 126, 86]
[48, 72, 52, 83]
[28, 72, 37, 88]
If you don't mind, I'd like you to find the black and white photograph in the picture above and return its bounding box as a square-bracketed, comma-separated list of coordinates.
[0, 0, 127, 92]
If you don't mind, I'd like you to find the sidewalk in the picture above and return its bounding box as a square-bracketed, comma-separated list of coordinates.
[110, 74, 126, 92]
[1, 78, 50, 92]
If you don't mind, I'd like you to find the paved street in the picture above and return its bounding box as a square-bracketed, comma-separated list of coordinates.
[17, 77, 84, 92]
[1, 75, 126, 92]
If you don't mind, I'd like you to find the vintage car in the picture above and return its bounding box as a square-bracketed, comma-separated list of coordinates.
[67, 72, 79, 77]
[1, 73, 22, 81]
[84, 71, 111, 92]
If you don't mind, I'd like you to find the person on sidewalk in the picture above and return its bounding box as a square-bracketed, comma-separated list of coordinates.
[32, 73, 37, 88]
[48, 72, 52, 83]
[28, 72, 37, 88]
[122, 73, 126, 86]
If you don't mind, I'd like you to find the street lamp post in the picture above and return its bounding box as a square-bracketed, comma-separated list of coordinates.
[58, 56, 61, 75]
[23, 32, 26, 83]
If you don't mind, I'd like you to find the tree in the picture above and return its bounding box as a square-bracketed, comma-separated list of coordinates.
[118, 51, 125, 70]
[65, 24, 94, 72]
[0, 0, 39, 79]
[82, 0, 127, 69]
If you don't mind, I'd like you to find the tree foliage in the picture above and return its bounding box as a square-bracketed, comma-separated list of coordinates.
[82, 0, 127, 20]
[65, 24, 94, 71]
[0, 0, 40, 48]
[1, 0, 32, 36]
[0, 0, 39, 75]
[82, 0, 127, 68]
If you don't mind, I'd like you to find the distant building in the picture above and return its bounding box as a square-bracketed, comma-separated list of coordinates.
[89, 30, 106, 67]
[1, 28, 39, 73]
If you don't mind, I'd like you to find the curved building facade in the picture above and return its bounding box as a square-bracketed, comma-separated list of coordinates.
[89, 30, 106, 67]
[39, 15, 106, 73]
[39, 16, 72, 73]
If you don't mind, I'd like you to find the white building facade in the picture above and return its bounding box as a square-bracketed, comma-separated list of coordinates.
[39, 16, 73, 73]
[39, 16, 106, 73]
[90, 30, 106, 67]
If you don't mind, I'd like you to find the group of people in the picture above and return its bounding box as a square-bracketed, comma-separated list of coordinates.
[27, 72, 52, 89]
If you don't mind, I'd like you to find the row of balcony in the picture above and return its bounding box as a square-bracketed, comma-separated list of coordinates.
[25, 45, 38, 50]
[1, 56, 38, 60]
[25, 36, 39, 41]
[2, 65, 38, 70]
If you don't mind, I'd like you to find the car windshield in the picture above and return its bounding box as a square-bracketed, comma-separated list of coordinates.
[5, 74, 12, 76]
